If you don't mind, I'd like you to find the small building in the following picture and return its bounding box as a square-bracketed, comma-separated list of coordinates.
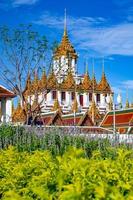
[0, 85, 16, 123]
[100, 108, 133, 134]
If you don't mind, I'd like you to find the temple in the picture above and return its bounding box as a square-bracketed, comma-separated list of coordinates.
[17, 14, 112, 120]
[12, 12, 126, 126]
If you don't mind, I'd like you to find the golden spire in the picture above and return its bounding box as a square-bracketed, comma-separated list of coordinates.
[125, 89, 129, 109]
[89, 96, 101, 123]
[53, 10, 77, 59]
[64, 8, 67, 36]
[125, 99, 130, 109]
[24, 73, 31, 96]
[98, 58, 111, 92]
[71, 96, 78, 113]
[61, 69, 75, 89]
[47, 70, 57, 89]
[40, 68, 47, 90]
[32, 70, 40, 93]
[98, 72, 111, 92]
[12, 100, 26, 123]
[91, 58, 97, 91]
[91, 74, 97, 91]
[82, 61, 91, 91]
[52, 98, 61, 112]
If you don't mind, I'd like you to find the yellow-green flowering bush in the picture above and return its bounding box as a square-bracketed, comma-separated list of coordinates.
[1, 147, 133, 199]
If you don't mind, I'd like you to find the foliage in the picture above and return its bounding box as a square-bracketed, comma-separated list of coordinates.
[0, 125, 119, 158]
[0, 147, 133, 199]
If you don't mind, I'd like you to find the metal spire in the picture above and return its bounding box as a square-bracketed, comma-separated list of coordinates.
[85, 59, 88, 74]
[102, 57, 105, 74]
[64, 8, 67, 36]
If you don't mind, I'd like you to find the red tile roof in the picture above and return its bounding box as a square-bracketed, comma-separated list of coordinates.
[101, 109, 133, 128]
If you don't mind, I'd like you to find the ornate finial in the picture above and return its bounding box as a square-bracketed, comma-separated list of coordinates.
[89, 96, 101, 124]
[47, 70, 57, 89]
[82, 68, 91, 91]
[24, 73, 31, 96]
[125, 99, 129, 109]
[12, 99, 26, 123]
[64, 8, 67, 36]
[102, 56, 105, 74]
[97, 61, 111, 92]
[32, 70, 40, 92]
[71, 96, 78, 113]
[52, 98, 61, 112]
[125, 89, 129, 109]
[85, 59, 88, 74]
[61, 70, 75, 89]
[40, 68, 47, 90]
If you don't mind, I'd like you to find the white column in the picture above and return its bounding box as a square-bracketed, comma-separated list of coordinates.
[100, 94, 106, 106]
[58, 91, 61, 104]
[1, 98, 6, 122]
[66, 91, 71, 106]
[6, 98, 12, 122]
[71, 58, 76, 75]
[93, 93, 96, 103]
[83, 93, 89, 107]
[47, 91, 52, 105]
[76, 92, 80, 105]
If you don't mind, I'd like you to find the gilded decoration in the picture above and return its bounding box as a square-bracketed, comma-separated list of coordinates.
[54, 29, 77, 59]
[47, 71, 58, 89]
[82, 72, 92, 91]
[52, 98, 62, 112]
[71, 96, 78, 113]
[31, 97, 40, 113]
[91, 75, 98, 91]
[61, 70, 75, 90]
[98, 72, 111, 92]
[24, 74, 31, 96]
[89, 98, 101, 120]
[12, 101, 26, 123]
[40, 70, 47, 91]
[31, 72, 40, 93]
[125, 99, 130, 109]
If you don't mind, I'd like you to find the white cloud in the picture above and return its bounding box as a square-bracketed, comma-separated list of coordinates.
[122, 80, 133, 89]
[112, 86, 123, 94]
[12, 0, 38, 6]
[34, 12, 133, 56]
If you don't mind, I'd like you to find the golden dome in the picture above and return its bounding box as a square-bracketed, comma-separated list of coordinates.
[98, 72, 111, 92]
[47, 71, 58, 89]
[52, 98, 61, 112]
[53, 28, 77, 59]
[82, 72, 92, 91]
[71, 96, 78, 112]
[61, 70, 75, 90]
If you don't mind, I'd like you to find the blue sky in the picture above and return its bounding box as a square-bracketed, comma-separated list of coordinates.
[0, 0, 133, 104]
